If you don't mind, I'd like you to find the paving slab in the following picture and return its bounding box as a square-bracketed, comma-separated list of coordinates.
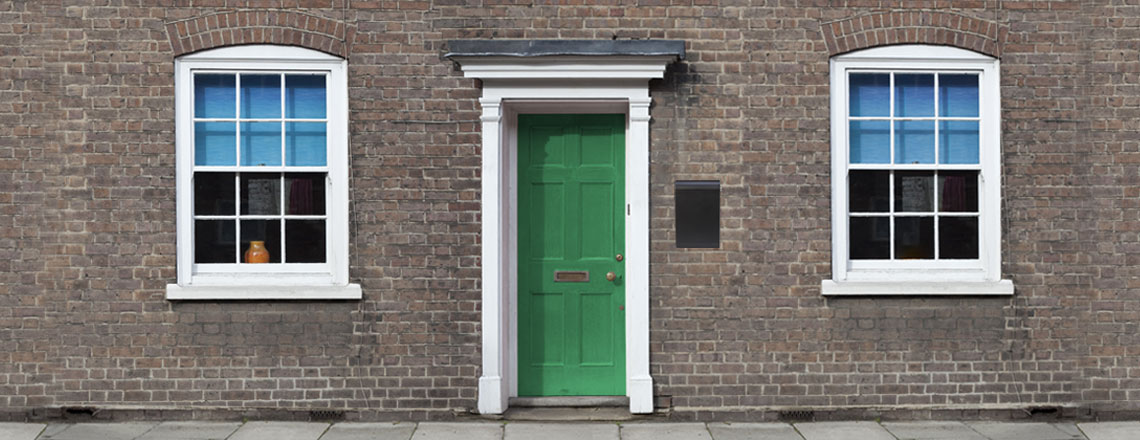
[136, 421, 242, 440]
[1053, 423, 1086, 438]
[319, 422, 416, 440]
[40, 424, 72, 437]
[229, 422, 331, 440]
[0, 423, 47, 440]
[795, 422, 895, 440]
[621, 423, 712, 440]
[707, 422, 803, 440]
[39, 422, 159, 440]
[411, 422, 503, 440]
[1078, 422, 1140, 440]
[966, 422, 1084, 440]
[882, 421, 986, 440]
[504, 422, 618, 440]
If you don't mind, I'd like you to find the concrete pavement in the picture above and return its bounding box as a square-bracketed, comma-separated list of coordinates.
[1, 420, 1137, 439]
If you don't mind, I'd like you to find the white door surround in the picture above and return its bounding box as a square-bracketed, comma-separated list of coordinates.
[447, 45, 682, 415]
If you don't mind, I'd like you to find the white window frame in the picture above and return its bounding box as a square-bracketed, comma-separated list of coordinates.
[167, 45, 359, 300]
[823, 45, 1012, 296]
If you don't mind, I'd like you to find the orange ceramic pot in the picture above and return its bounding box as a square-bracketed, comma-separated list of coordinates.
[244, 240, 270, 263]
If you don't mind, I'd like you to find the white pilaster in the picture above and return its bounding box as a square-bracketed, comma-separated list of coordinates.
[477, 98, 508, 415]
[626, 96, 654, 414]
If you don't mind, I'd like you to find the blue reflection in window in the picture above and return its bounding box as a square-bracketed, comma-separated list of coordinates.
[240, 74, 281, 119]
[895, 120, 935, 164]
[194, 122, 236, 166]
[939, 74, 979, 117]
[939, 121, 979, 164]
[849, 73, 890, 117]
[895, 74, 934, 117]
[286, 122, 327, 166]
[240, 122, 282, 166]
[850, 120, 890, 164]
[194, 74, 235, 119]
[286, 75, 326, 119]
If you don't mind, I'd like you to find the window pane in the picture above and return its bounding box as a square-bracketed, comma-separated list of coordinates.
[240, 122, 282, 166]
[195, 220, 235, 263]
[240, 219, 281, 263]
[895, 172, 934, 212]
[194, 74, 235, 118]
[939, 74, 979, 117]
[240, 74, 281, 118]
[895, 120, 934, 164]
[850, 217, 890, 259]
[286, 75, 326, 119]
[194, 172, 235, 216]
[286, 220, 326, 263]
[940, 217, 979, 259]
[849, 171, 889, 213]
[849, 120, 889, 164]
[895, 217, 934, 259]
[849, 73, 889, 117]
[939, 171, 979, 212]
[285, 173, 326, 215]
[194, 122, 236, 166]
[285, 122, 327, 166]
[240, 174, 280, 215]
[895, 74, 934, 117]
[939, 121, 979, 164]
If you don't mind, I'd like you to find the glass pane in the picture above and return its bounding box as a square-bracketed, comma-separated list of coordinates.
[849, 171, 889, 213]
[895, 172, 934, 213]
[939, 121, 979, 164]
[895, 74, 934, 117]
[240, 174, 280, 215]
[849, 73, 889, 117]
[939, 74, 979, 117]
[850, 217, 890, 260]
[286, 220, 326, 263]
[285, 173, 326, 215]
[850, 120, 889, 164]
[240, 74, 281, 118]
[895, 217, 934, 259]
[939, 171, 979, 212]
[194, 122, 236, 166]
[895, 120, 935, 164]
[194, 172, 235, 216]
[194, 74, 235, 118]
[240, 219, 281, 263]
[940, 217, 979, 259]
[195, 220, 235, 263]
[240, 122, 282, 166]
[286, 75, 326, 119]
[285, 122, 327, 166]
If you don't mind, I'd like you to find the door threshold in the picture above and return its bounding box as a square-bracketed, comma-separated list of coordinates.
[509, 396, 629, 408]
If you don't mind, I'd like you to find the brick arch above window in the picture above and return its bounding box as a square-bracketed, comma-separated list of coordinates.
[166, 11, 354, 58]
[821, 11, 1006, 58]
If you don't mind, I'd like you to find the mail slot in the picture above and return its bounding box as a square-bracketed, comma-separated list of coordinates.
[553, 271, 589, 282]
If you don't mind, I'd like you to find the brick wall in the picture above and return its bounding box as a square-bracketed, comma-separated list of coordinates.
[1, 0, 1137, 421]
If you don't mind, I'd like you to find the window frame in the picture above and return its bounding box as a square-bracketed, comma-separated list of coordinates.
[168, 45, 359, 300]
[824, 45, 1012, 296]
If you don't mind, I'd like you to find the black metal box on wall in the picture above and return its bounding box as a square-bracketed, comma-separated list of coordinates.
[674, 180, 720, 248]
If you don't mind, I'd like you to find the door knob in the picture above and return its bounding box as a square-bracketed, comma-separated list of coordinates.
[605, 272, 616, 281]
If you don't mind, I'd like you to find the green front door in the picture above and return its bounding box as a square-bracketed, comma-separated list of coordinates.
[517, 114, 626, 396]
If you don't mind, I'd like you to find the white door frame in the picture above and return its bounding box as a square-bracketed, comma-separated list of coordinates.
[451, 56, 675, 414]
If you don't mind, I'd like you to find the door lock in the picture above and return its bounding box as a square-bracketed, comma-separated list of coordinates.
[615, 254, 623, 262]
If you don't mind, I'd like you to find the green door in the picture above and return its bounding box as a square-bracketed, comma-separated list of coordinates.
[517, 114, 626, 396]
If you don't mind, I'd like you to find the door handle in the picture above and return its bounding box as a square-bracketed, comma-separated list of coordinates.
[605, 272, 616, 281]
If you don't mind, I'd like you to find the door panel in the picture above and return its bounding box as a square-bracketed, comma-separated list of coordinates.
[518, 114, 625, 396]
